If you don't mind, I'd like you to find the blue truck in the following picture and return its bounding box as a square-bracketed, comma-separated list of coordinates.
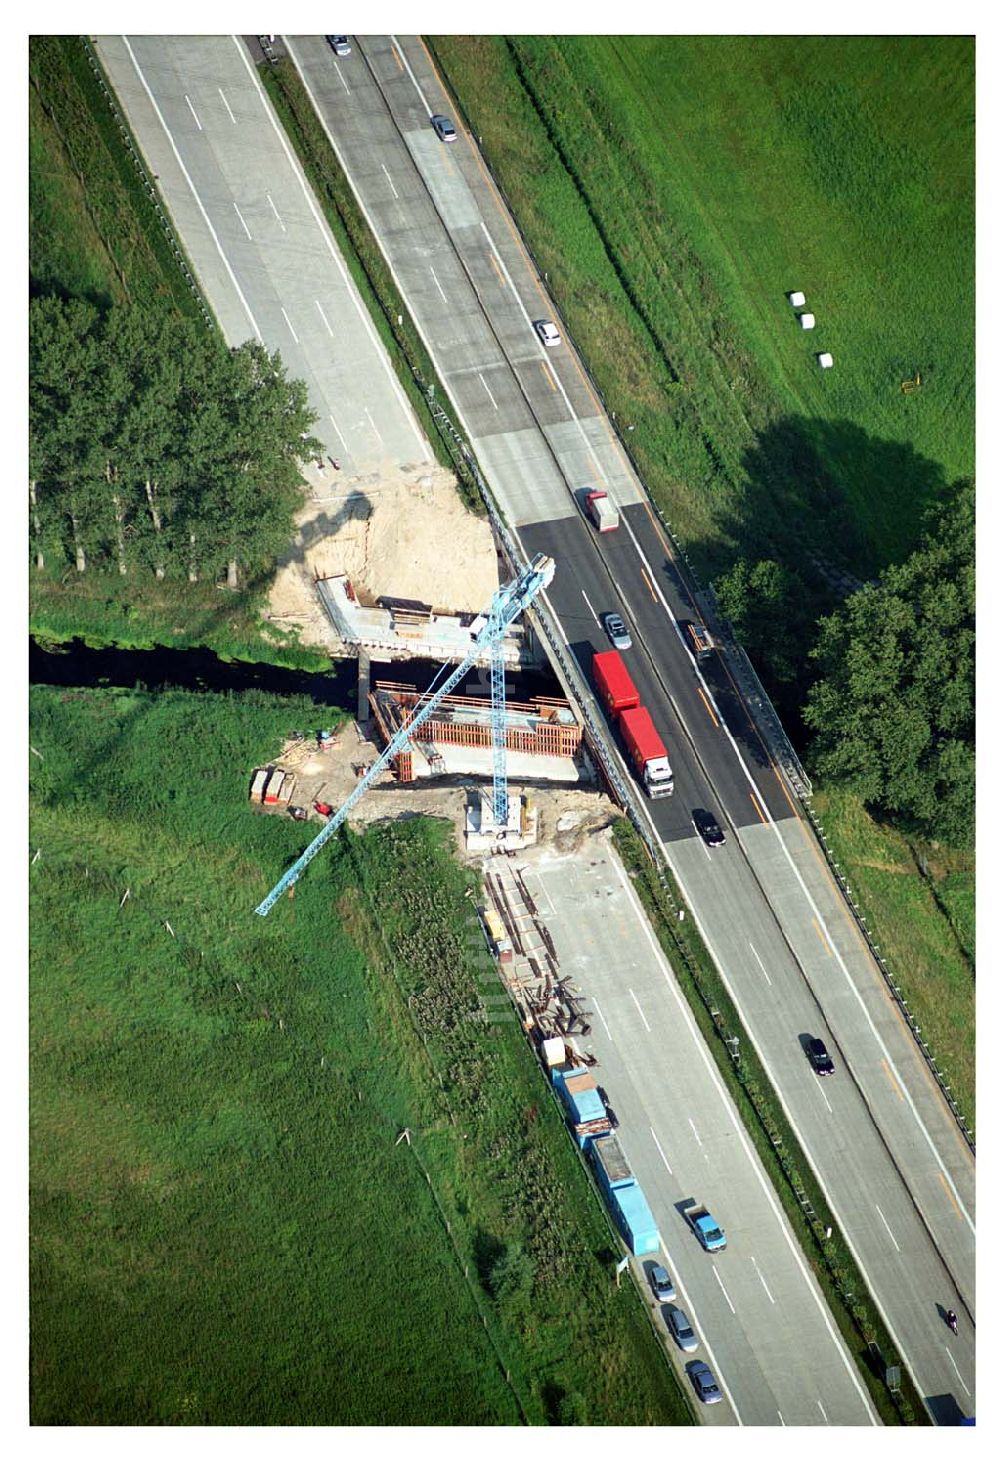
[586, 1132, 659, 1256]
[686, 1203, 727, 1252]
[551, 1065, 612, 1138]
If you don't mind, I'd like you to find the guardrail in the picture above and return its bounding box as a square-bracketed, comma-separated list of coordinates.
[78, 38, 217, 332]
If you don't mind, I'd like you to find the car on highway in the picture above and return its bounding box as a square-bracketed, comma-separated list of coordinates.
[326, 35, 351, 55]
[647, 1263, 676, 1304]
[693, 808, 725, 847]
[430, 114, 457, 143]
[807, 1037, 835, 1076]
[534, 318, 561, 347]
[603, 611, 632, 651]
[665, 1305, 698, 1352]
[688, 1359, 723, 1405]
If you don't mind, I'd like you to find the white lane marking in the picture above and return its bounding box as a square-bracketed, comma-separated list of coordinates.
[184, 93, 202, 130]
[478, 371, 499, 411]
[603, 844, 878, 1422]
[233, 202, 252, 241]
[653, 1239, 742, 1425]
[618, 516, 975, 1240]
[628, 987, 651, 1032]
[712, 1263, 736, 1315]
[650, 1128, 672, 1174]
[687, 1116, 703, 1148]
[875, 1204, 902, 1252]
[748, 940, 772, 986]
[266, 192, 286, 231]
[217, 86, 236, 124]
[364, 407, 384, 444]
[121, 39, 262, 341]
[381, 162, 399, 198]
[592, 996, 613, 1042]
[387, 34, 434, 116]
[945, 1347, 970, 1398]
[334, 61, 350, 94]
[478, 219, 611, 483]
[329, 413, 348, 453]
[580, 587, 602, 626]
[817, 1400, 829, 1424]
[429, 265, 448, 303]
[315, 301, 334, 336]
[777, 1411, 786, 1426]
[811, 1073, 834, 1113]
[241, 38, 429, 458]
[662, 848, 927, 1415]
[751, 1256, 775, 1304]
[280, 307, 299, 344]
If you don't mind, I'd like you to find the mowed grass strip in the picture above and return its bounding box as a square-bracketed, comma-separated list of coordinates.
[30, 687, 687, 1425]
[432, 35, 973, 577]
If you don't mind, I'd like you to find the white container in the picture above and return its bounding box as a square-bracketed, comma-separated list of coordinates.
[817, 352, 834, 369]
[799, 312, 816, 330]
[788, 290, 806, 307]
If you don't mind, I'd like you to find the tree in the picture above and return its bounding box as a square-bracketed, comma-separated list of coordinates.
[715, 556, 818, 698]
[486, 1241, 534, 1311]
[804, 483, 974, 847]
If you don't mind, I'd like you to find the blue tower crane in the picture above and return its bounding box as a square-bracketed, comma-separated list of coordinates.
[255, 552, 555, 916]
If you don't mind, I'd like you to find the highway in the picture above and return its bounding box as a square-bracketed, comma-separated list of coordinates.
[490, 847, 878, 1427]
[95, 33, 975, 1422]
[284, 33, 975, 1421]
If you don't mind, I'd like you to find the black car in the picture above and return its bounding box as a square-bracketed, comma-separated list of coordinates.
[807, 1037, 835, 1076]
[693, 809, 725, 847]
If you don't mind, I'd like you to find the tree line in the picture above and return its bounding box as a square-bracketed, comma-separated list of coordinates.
[718, 482, 974, 848]
[29, 297, 321, 587]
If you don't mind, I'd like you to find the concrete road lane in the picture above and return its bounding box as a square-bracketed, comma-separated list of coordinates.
[95, 34, 430, 475]
[493, 843, 878, 1426]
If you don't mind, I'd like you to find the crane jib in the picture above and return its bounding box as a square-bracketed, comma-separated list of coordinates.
[255, 554, 555, 915]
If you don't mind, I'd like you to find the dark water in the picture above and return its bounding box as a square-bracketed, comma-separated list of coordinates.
[29, 638, 563, 708]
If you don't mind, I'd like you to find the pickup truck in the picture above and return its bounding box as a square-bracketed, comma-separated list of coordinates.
[686, 1204, 727, 1252]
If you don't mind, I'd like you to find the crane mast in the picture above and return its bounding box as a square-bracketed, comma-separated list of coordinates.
[255, 553, 555, 916]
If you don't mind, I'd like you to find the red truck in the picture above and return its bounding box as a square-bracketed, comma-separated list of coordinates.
[592, 651, 675, 798]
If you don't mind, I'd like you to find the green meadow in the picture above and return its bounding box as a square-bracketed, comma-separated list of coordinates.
[29, 686, 687, 1424]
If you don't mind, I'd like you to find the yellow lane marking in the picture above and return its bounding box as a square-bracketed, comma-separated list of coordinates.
[488, 252, 505, 287]
[811, 916, 831, 956]
[698, 687, 719, 728]
[939, 1173, 963, 1219]
[540, 361, 557, 394]
[881, 1058, 904, 1101]
[750, 789, 769, 825]
[391, 43, 404, 70]
[640, 568, 658, 603]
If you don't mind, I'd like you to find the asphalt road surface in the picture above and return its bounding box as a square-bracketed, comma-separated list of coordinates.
[285, 33, 975, 1421]
[490, 847, 879, 1427]
[96, 33, 975, 1421]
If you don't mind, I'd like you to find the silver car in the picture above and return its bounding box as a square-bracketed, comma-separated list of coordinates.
[431, 114, 457, 143]
[665, 1305, 698, 1353]
[326, 35, 351, 56]
[648, 1263, 676, 1304]
[603, 611, 632, 650]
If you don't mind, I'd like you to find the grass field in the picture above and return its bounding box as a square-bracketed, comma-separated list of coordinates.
[432, 36, 973, 579]
[29, 686, 687, 1425]
[809, 788, 975, 1129]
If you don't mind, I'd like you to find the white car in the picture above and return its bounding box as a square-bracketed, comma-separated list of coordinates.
[534, 319, 561, 347]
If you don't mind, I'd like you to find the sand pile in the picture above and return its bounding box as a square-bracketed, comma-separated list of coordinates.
[267, 462, 500, 648]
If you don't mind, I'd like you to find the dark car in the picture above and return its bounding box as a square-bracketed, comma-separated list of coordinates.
[693, 809, 725, 847]
[326, 35, 351, 55]
[666, 1306, 698, 1352]
[431, 114, 457, 143]
[807, 1037, 835, 1076]
[688, 1359, 723, 1405]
